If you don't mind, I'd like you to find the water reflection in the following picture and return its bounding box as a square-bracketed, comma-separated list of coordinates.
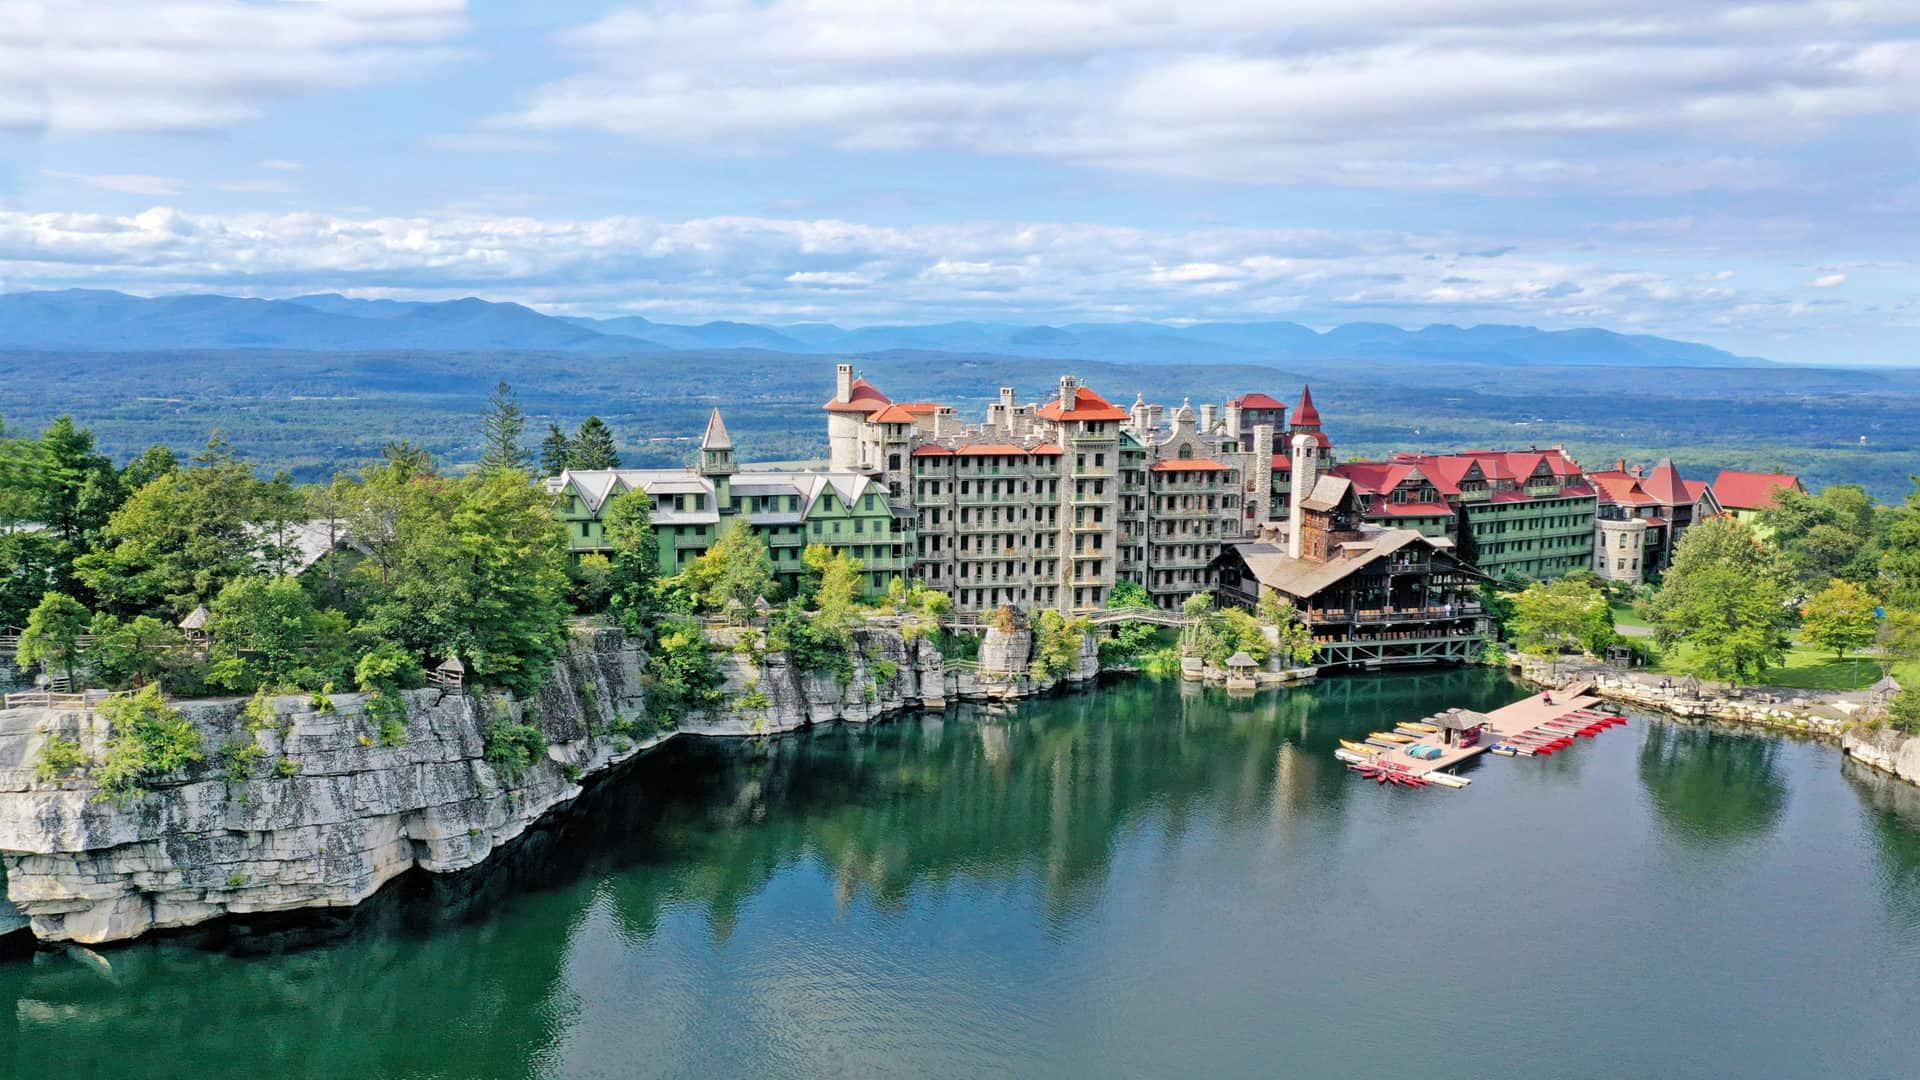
[1638, 722, 1789, 847]
[0, 669, 1526, 1076]
[1842, 757, 1920, 928]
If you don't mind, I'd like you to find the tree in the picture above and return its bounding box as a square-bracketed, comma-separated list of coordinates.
[568, 553, 614, 612]
[118, 444, 179, 493]
[1800, 579, 1878, 660]
[356, 468, 571, 695]
[808, 544, 863, 637]
[16, 591, 91, 685]
[31, 416, 122, 561]
[1258, 594, 1318, 666]
[1511, 578, 1613, 658]
[479, 381, 529, 473]
[205, 575, 353, 691]
[1760, 484, 1880, 590]
[571, 416, 620, 469]
[86, 613, 185, 689]
[75, 438, 285, 616]
[1109, 580, 1153, 609]
[0, 529, 58, 630]
[1647, 517, 1793, 685]
[1876, 609, 1920, 678]
[603, 489, 659, 634]
[1884, 480, 1920, 609]
[676, 520, 775, 615]
[539, 424, 574, 476]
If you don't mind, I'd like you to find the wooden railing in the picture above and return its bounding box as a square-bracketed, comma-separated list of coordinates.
[3, 688, 132, 711]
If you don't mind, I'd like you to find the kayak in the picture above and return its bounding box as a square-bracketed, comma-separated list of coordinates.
[1399, 722, 1439, 734]
[1370, 731, 1415, 744]
[1339, 739, 1383, 755]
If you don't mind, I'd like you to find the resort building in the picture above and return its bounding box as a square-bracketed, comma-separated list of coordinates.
[1712, 470, 1804, 529]
[1329, 449, 1598, 581]
[1585, 459, 1722, 583]
[828, 364, 1320, 613]
[547, 409, 917, 597]
[1212, 434, 1489, 668]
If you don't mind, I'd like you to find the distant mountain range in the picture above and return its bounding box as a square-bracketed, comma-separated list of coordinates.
[0, 288, 1772, 368]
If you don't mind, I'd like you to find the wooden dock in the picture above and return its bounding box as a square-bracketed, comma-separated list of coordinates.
[1339, 682, 1626, 788]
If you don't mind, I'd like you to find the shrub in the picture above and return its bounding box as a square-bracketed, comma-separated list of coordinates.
[93, 686, 205, 805]
[223, 739, 265, 783]
[242, 686, 279, 732]
[1891, 689, 1920, 735]
[645, 627, 727, 725]
[483, 713, 548, 784]
[869, 658, 899, 684]
[34, 732, 87, 782]
[274, 756, 298, 778]
[1030, 610, 1091, 681]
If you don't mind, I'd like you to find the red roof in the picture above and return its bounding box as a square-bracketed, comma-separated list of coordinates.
[1036, 384, 1129, 422]
[953, 443, 1028, 456]
[1231, 392, 1287, 410]
[1292, 385, 1321, 427]
[1713, 469, 1802, 511]
[1150, 458, 1229, 472]
[868, 405, 918, 423]
[823, 376, 891, 413]
[896, 401, 944, 413]
[1641, 459, 1690, 505]
[1373, 501, 1454, 517]
[911, 445, 954, 457]
[1589, 470, 1655, 506]
[1682, 479, 1709, 502]
[1271, 454, 1290, 472]
[1028, 443, 1064, 456]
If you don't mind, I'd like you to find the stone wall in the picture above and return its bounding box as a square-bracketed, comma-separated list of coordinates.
[0, 627, 655, 945]
[1841, 726, 1920, 785]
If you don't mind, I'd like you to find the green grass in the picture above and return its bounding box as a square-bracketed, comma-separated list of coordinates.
[1611, 604, 1651, 631]
[1644, 640, 1919, 692]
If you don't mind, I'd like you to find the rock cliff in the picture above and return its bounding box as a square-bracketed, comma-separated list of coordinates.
[1841, 726, 1920, 785]
[0, 621, 1102, 945]
[0, 628, 655, 945]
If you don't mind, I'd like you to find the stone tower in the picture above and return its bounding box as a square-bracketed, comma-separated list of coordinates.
[1287, 432, 1319, 560]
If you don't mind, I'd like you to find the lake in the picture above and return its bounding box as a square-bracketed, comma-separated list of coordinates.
[5, 669, 1920, 1079]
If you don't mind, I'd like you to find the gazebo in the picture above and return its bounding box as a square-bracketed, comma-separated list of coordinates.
[179, 606, 210, 645]
[1225, 651, 1258, 690]
[1873, 674, 1903, 710]
[1432, 708, 1491, 747]
[428, 656, 465, 689]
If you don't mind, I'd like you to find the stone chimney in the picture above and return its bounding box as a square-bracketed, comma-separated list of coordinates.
[836, 362, 853, 403]
[1252, 423, 1274, 522]
[1226, 400, 1244, 438]
[1058, 374, 1077, 409]
[1200, 403, 1217, 433]
[1288, 433, 1319, 560]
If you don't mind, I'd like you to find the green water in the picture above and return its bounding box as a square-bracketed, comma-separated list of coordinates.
[7, 670, 1920, 1079]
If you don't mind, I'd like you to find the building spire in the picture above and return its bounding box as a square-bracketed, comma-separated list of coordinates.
[701, 407, 733, 451]
[1293, 385, 1321, 428]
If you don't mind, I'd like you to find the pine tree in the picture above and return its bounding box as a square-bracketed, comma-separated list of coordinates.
[539, 424, 574, 476]
[571, 416, 620, 469]
[479, 381, 529, 473]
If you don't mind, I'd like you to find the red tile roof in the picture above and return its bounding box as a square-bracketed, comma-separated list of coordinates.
[1028, 443, 1064, 455]
[1712, 469, 1802, 511]
[823, 376, 891, 413]
[1640, 459, 1690, 505]
[868, 405, 918, 423]
[1232, 392, 1288, 410]
[1373, 501, 1455, 517]
[953, 443, 1029, 456]
[1292, 385, 1321, 427]
[1151, 458, 1229, 472]
[1271, 454, 1291, 472]
[896, 401, 944, 413]
[1682, 479, 1709, 502]
[1588, 470, 1656, 506]
[1036, 385, 1129, 422]
[911, 445, 954, 457]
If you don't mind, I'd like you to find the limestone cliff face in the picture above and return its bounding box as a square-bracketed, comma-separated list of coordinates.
[0, 622, 1102, 945]
[0, 628, 654, 945]
[1842, 726, 1920, 785]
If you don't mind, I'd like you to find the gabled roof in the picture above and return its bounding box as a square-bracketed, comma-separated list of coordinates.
[1232, 392, 1288, 410]
[701, 408, 733, 450]
[1713, 469, 1802, 511]
[1299, 475, 1351, 512]
[868, 404, 919, 423]
[1036, 384, 1129, 422]
[823, 376, 891, 413]
[1292, 385, 1321, 427]
[1223, 530, 1479, 601]
[1029, 443, 1064, 455]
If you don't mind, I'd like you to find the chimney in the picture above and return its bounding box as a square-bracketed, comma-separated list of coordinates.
[1288, 433, 1318, 560]
[835, 362, 853, 403]
[1226, 400, 1244, 438]
[1058, 374, 1077, 410]
[1000, 386, 1016, 408]
[1200, 403, 1217, 433]
[1252, 423, 1274, 521]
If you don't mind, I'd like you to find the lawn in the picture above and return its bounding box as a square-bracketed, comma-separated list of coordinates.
[1611, 604, 1652, 631]
[1644, 640, 1918, 692]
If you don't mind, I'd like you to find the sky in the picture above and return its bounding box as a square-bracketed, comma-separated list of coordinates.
[1, 1, 1917, 364]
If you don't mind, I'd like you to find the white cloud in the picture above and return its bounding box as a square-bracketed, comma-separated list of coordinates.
[218, 178, 297, 195]
[1809, 272, 1848, 287]
[258, 160, 305, 172]
[0, 1, 469, 133]
[40, 170, 181, 196]
[479, 1, 1920, 191]
[0, 204, 1850, 344]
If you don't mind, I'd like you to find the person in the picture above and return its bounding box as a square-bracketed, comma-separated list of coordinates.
[1542, 690, 1554, 705]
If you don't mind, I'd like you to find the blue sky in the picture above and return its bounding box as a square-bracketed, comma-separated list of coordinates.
[1, 1, 1917, 364]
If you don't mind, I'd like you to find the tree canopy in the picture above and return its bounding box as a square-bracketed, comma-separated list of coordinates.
[1647, 517, 1794, 684]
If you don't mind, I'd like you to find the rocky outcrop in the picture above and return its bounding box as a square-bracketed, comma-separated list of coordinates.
[0, 627, 656, 945]
[1842, 726, 1920, 784]
[1510, 653, 1862, 736]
